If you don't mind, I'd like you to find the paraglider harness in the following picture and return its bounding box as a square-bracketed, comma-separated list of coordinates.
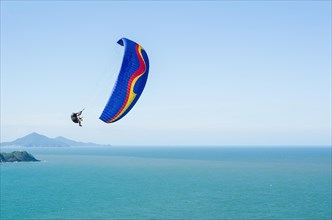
[71, 109, 84, 126]
[71, 113, 79, 123]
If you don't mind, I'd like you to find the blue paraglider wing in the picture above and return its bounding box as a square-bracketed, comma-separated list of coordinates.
[99, 38, 149, 123]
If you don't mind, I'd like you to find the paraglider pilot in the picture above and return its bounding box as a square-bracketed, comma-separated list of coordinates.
[71, 109, 84, 127]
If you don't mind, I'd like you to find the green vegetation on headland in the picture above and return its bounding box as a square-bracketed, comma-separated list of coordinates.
[0, 151, 40, 162]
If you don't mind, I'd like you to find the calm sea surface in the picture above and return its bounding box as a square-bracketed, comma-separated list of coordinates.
[1, 147, 331, 220]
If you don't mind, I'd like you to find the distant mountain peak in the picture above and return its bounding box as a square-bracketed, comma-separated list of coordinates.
[28, 132, 45, 136]
[54, 136, 67, 140]
[1, 132, 108, 148]
[29, 132, 40, 135]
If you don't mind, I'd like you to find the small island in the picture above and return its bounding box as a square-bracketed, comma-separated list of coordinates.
[0, 151, 40, 163]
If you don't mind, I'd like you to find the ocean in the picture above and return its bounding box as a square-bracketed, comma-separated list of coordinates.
[0, 147, 331, 220]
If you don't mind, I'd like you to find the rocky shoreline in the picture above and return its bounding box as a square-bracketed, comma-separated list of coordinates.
[0, 151, 40, 162]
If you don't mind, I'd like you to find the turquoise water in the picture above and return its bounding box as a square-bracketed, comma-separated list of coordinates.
[1, 147, 331, 219]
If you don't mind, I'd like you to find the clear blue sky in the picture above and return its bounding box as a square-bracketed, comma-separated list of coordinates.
[1, 1, 331, 146]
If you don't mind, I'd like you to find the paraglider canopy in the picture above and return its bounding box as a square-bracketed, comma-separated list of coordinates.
[99, 38, 150, 124]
